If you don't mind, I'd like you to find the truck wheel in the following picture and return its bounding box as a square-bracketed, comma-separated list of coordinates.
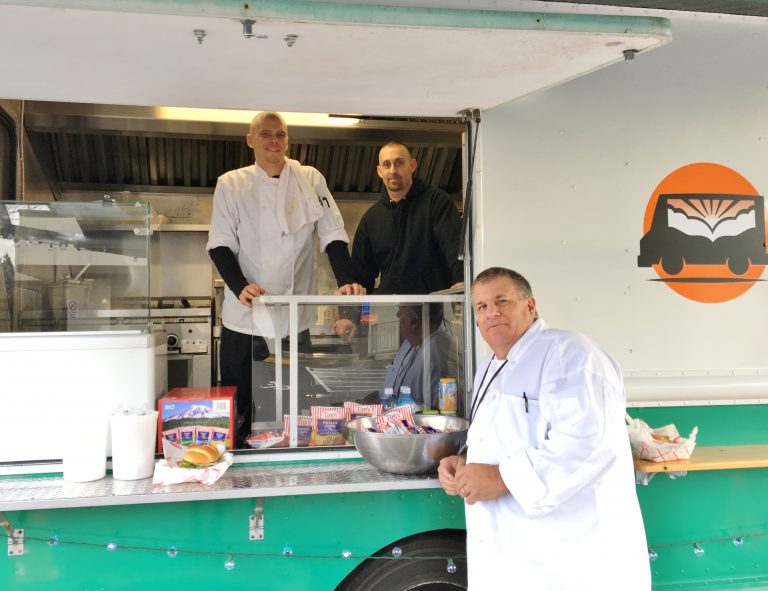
[727, 256, 750, 275]
[335, 529, 467, 591]
[660, 256, 684, 275]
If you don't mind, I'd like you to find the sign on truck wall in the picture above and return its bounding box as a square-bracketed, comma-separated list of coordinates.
[638, 163, 768, 303]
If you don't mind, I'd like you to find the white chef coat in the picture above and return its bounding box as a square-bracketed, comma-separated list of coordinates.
[465, 319, 650, 591]
[206, 163, 348, 338]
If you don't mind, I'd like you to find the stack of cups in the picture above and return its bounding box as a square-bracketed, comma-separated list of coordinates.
[110, 408, 159, 480]
[62, 412, 110, 483]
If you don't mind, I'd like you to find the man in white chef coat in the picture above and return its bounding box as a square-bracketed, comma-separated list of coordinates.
[438, 267, 650, 590]
[207, 111, 364, 446]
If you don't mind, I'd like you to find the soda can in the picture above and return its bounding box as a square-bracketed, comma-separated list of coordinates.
[438, 378, 458, 414]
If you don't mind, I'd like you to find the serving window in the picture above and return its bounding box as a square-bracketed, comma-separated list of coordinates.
[243, 295, 466, 450]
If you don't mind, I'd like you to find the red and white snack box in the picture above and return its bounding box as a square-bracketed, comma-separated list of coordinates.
[157, 387, 236, 452]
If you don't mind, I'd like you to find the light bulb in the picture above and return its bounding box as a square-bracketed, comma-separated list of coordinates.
[224, 554, 235, 570]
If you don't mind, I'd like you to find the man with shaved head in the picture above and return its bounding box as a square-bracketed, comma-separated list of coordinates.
[334, 140, 464, 342]
[207, 112, 363, 446]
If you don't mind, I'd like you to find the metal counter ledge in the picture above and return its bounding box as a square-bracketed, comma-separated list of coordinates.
[0, 460, 442, 511]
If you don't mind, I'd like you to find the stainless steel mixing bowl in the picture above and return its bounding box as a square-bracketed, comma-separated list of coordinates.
[345, 414, 469, 475]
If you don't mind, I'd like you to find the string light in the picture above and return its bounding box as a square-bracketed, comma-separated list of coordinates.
[0, 531, 467, 565]
[649, 530, 768, 551]
[4, 526, 766, 569]
[5, 523, 767, 572]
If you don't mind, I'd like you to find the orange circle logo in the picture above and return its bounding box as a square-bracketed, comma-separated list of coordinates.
[638, 163, 767, 303]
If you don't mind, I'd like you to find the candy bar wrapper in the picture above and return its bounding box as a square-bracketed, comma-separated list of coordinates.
[152, 439, 233, 486]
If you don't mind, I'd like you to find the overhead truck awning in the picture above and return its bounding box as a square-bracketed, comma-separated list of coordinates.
[0, 0, 671, 116]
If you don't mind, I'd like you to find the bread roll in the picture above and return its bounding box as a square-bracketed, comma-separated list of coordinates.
[183, 444, 220, 465]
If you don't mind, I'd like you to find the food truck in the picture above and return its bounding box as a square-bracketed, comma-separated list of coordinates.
[2, 1, 768, 590]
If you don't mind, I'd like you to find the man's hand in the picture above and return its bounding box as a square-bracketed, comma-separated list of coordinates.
[438, 454, 467, 496]
[454, 462, 509, 505]
[333, 318, 357, 343]
[239, 283, 266, 308]
[335, 283, 367, 295]
[451, 281, 465, 290]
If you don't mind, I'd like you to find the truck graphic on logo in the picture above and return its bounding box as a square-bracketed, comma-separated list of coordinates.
[638, 193, 768, 275]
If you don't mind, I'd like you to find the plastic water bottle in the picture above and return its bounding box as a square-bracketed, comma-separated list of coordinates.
[380, 387, 395, 411]
[397, 386, 416, 412]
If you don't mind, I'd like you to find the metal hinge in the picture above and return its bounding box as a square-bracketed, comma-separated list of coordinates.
[1, 512, 24, 557]
[249, 498, 264, 541]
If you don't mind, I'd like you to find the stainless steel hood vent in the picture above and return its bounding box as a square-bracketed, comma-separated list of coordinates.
[23, 104, 463, 200]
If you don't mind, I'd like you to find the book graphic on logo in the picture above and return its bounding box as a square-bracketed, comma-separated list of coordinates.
[638, 194, 768, 276]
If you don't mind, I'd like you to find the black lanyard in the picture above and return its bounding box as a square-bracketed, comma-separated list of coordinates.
[392, 344, 418, 396]
[469, 359, 509, 423]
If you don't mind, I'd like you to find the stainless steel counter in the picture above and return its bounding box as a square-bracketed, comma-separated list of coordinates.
[0, 461, 440, 511]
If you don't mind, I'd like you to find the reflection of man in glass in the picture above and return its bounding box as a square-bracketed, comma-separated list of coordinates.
[382, 304, 457, 408]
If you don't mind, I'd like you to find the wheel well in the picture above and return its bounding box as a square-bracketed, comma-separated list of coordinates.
[335, 528, 467, 591]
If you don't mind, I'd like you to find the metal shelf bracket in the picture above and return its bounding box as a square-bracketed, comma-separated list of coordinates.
[1, 512, 24, 557]
[249, 498, 265, 541]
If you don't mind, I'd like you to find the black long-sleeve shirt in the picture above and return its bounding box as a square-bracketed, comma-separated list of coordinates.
[351, 177, 463, 294]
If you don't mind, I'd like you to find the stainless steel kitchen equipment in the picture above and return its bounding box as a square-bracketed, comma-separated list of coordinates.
[151, 307, 212, 390]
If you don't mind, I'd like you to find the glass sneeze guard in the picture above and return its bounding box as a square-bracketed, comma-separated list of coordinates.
[0, 199, 151, 333]
[251, 294, 465, 450]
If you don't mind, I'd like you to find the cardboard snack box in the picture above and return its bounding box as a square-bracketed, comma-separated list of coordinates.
[157, 387, 236, 451]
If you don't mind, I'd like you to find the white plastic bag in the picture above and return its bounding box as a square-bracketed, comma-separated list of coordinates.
[625, 414, 698, 462]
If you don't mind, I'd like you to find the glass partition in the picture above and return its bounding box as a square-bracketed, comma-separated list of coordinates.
[247, 294, 465, 451]
[0, 199, 151, 333]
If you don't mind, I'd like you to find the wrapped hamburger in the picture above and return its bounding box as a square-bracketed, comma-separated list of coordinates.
[153, 441, 233, 486]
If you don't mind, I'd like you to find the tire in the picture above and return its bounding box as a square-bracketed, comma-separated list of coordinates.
[335, 529, 468, 591]
[727, 256, 750, 275]
[660, 256, 684, 275]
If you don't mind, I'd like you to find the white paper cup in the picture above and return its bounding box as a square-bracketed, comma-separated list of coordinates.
[62, 414, 109, 483]
[110, 411, 158, 480]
